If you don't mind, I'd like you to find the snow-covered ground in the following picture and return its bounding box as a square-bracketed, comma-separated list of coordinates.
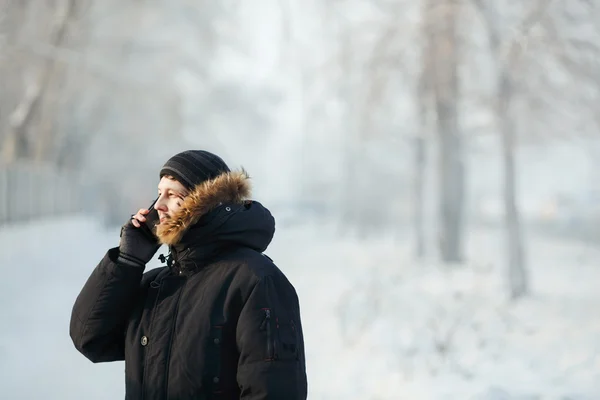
[1, 216, 599, 399]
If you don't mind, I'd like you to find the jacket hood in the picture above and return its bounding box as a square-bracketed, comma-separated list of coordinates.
[155, 169, 275, 257]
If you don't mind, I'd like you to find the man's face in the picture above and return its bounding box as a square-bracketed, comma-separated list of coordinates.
[155, 176, 189, 224]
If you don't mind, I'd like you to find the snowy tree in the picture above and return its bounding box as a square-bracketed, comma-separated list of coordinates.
[468, 0, 599, 298]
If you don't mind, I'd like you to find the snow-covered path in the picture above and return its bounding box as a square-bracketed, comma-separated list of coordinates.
[1, 216, 599, 399]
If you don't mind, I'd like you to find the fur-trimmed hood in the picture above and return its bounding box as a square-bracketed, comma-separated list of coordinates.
[155, 169, 252, 246]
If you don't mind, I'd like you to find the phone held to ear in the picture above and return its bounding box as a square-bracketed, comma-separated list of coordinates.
[140, 197, 160, 242]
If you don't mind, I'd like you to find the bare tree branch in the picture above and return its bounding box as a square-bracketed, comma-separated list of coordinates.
[471, 0, 556, 70]
[361, 17, 410, 131]
[6, 40, 176, 93]
[1, 0, 77, 164]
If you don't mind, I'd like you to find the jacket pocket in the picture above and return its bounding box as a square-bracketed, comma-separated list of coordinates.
[259, 308, 274, 360]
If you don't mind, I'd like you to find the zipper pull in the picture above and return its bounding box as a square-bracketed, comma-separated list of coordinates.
[260, 309, 271, 331]
[264, 309, 273, 359]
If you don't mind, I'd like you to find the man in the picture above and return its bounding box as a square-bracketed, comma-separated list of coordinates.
[70, 150, 308, 400]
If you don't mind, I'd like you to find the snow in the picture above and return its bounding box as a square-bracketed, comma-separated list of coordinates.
[1, 216, 599, 399]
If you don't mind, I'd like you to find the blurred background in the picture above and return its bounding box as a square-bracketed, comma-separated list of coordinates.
[1, 0, 599, 399]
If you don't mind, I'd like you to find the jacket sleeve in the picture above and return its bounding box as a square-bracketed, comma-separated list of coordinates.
[69, 247, 145, 363]
[236, 275, 308, 400]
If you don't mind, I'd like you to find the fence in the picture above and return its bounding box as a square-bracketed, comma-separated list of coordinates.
[0, 163, 84, 226]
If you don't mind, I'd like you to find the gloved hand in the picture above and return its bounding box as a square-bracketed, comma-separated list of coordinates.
[118, 208, 161, 267]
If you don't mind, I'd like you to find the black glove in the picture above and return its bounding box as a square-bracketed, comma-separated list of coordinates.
[118, 218, 161, 267]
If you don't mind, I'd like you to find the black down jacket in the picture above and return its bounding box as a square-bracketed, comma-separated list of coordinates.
[69, 171, 308, 400]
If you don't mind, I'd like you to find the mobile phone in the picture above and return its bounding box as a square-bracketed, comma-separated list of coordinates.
[140, 197, 160, 242]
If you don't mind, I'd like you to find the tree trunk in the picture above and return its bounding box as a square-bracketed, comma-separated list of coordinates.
[498, 71, 528, 299]
[416, 24, 433, 259]
[472, 0, 550, 300]
[413, 135, 427, 258]
[337, 14, 361, 235]
[436, 106, 465, 263]
[426, 0, 465, 263]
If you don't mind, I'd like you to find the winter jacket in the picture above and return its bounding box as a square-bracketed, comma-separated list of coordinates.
[69, 170, 308, 400]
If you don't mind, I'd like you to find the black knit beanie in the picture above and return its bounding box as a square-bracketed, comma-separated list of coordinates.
[159, 150, 230, 190]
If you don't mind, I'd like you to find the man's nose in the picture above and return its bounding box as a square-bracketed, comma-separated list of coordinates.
[154, 197, 168, 211]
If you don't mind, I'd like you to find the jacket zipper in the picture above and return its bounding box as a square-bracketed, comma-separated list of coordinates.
[262, 309, 274, 359]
